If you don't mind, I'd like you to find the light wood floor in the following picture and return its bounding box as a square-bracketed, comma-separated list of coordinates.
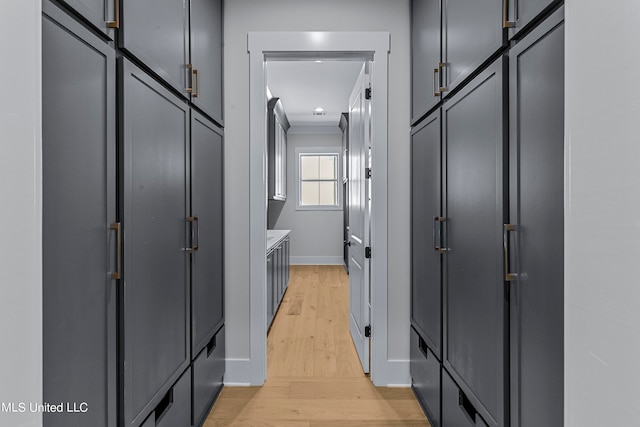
[204, 265, 430, 426]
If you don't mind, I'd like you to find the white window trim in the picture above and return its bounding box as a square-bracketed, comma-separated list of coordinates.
[295, 146, 343, 211]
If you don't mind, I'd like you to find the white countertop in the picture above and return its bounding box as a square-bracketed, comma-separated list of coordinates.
[267, 229, 290, 253]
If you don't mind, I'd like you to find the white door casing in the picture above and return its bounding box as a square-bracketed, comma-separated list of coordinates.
[247, 32, 390, 386]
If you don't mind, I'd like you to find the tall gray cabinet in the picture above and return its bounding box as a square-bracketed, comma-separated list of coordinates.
[507, 10, 564, 427]
[43, 4, 117, 426]
[42, 1, 225, 426]
[410, 2, 564, 427]
[121, 59, 191, 427]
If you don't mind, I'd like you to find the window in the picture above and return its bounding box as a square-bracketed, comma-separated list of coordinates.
[296, 147, 342, 210]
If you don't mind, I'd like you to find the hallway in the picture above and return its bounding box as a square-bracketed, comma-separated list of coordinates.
[204, 265, 429, 426]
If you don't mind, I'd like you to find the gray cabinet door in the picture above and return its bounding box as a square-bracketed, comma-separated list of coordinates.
[119, 0, 188, 95]
[57, 0, 115, 39]
[121, 58, 190, 427]
[442, 0, 504, 95]
[190, 0, 223, 123]
[508, 0, 559, 39]
[411, 0, 441, 123]
[191, 110, 224, 354]
[410, 109, 442, 357]
[267, 250, 275, 327]
[42, 3, 116, 427]
[443, 57, 507, 427]
[508, 8, 564, 427]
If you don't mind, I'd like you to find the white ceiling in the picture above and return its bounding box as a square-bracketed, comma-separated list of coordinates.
[266, 60, 364, 128]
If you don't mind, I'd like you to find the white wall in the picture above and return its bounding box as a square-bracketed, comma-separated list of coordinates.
[0, 2, 42, 426]
[269, 131, 344, 264]
[565, 1, 640, 425]
[224, 0, 411, 379]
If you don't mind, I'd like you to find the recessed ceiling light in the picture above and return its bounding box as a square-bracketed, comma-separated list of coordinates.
[313, 107, 325, 115]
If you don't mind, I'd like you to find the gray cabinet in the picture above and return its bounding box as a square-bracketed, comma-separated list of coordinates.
[410, 110, 442, 357]
[267, 250, 275, 326]
[267, 234, 291, 330]
[506, 0, 560, 39]
[190, 0, 223, 123]
[119, 0, 188, 95]
[443, 57, 507, 427]
[508, 8, 564, 427]
[268, 98, 290, 201]
[410, 327, 441, 427]
[56, 0, 116, 39]
[193, 326, 225, 427]
[411, 0, 441, 122]
[441, 0, 505, 95]
[121, 58, 190, 427]
[42, 3, 116, 426]
[191, 111, 224, 355]
[442, 369, 489, 427]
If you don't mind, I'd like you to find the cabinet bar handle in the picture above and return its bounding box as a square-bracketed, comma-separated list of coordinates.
[503, 0, 516, 28]
[106, 0, 119, 29]
[503, 224, 517, 281]
[433, 67, 440, 97]
[438, 62, 448, 93]
[433, 216, 448, 253]
[186, 64, 194, 94]
[187, 216, 199, 253]
[192, 69, 199, 97]
[110, 223, 121, 280]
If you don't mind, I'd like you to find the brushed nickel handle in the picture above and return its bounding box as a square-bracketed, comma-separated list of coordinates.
[106, 0, 119, 29]
[438, 62, 448, 93]
[110, 222, 121, 279]
[503, 0, 516, 28]
[192, 68, 199, 97]
[433, 67, 440, 97]
[503, 224, 517, 281]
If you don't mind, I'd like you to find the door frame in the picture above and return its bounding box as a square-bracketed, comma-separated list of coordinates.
[248, 31, 390, 385]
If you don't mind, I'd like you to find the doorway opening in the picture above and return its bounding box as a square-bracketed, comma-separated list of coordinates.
[248, 32, 390, 386]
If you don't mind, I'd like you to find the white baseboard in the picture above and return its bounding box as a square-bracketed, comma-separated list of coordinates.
[224, 358, 252, 386]
[290, 256, 344, 265]
[373, 359, 411, 387]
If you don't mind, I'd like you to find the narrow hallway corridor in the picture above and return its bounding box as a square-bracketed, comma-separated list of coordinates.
[204, 265, 429, 426]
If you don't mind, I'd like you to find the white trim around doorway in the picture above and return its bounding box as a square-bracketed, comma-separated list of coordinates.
[247, 31, 391, 386]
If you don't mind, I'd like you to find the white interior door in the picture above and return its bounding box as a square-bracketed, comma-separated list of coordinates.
[348, 63, 371, 374]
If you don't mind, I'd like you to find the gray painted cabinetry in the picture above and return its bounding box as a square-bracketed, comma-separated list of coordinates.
[443, 58, 507, 427]
[267, 232, 291, 329]
[508, 8, 564, 427]
[506, 0, 560, 39]
[56, 0, 116, 38]
[411, 110, 442, 357]
[42, 3, 117, 426]
[190, 0, 224, 123]
[411, 0, 441, 122]
[42, 1, 225, 426]
[121, 58, 191, 427]
[410, 3, 564, 427]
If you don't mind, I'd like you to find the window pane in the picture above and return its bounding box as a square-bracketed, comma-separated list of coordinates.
[301, 155, 319, 180]
[300, 181, 319, 205]
[319, 155, 337, 180]
[319, 181, 337, 205]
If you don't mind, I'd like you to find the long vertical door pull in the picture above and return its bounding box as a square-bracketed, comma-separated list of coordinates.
[503, 224, 517, 281]
[107, 0, 120, 28]
[110, 222, 121, 279]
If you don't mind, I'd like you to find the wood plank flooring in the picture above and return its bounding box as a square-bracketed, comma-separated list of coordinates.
[204, 265, 430, 426]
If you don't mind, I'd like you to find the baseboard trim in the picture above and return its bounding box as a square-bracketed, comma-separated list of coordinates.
[290, 256, 344, 265]
[224, 358, 252, 386]
[374, 358, 411, 387]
